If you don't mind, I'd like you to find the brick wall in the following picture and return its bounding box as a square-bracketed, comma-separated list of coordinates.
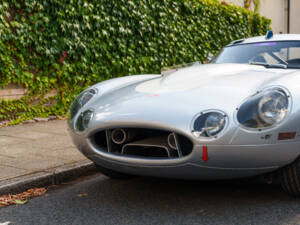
[0, 84, 27, 100]
[0, 85, 58, 100]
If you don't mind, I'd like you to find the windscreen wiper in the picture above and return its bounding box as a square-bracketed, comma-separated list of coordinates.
[249, 61, 287, 69]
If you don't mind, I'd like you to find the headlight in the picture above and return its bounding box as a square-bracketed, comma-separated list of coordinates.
[75, 110, 94, 132]
[204, 113, 226, 136]
[70, 88, 97, 119]
[237, 88, 289, 128]
[192, 111, 227, 138]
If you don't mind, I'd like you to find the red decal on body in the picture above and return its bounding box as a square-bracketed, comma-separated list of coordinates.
[202, 146, 208, 162]
[145, 94, 160, 98]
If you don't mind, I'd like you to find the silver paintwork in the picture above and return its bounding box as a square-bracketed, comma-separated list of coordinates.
[239, 34, 300, 44]
[69, 35, 300, 179]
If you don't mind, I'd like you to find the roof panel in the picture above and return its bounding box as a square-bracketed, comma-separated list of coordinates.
[242, 34, 300, 44]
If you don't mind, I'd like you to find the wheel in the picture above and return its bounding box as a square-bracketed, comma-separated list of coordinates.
[280, 157, 300, 196]
[95, 164, 134, 179]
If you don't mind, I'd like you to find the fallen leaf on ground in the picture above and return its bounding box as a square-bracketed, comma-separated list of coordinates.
[0, 187, 47, 208]
[57, 115, 67, 120]
[14, 199, 29, 205]
[77, 193, 88, 197]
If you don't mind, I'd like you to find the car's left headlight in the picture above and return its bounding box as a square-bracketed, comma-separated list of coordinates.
[192, 111, 227, 138]
[237, 87, 289, 129]
[75, 109, 94, 132]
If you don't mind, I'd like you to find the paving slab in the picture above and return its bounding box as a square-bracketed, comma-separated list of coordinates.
[0, 161, 96, 195]
[0, 136, 24, 145]
[0, 155, 69, 172]
[38, 147, 87, 162]
[4, 130, 53, 140]
[0, 120, 97, 194]
[0, 165, 28, 181]
[0, 120, 67, 135]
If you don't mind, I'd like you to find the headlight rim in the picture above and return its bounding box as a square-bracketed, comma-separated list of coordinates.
[69, 88, 98, 120]
[235, 86, 292, 131]
[78, 88, 98, 107]
[191, 109, 229, 140]
[74, 108, 95, 134]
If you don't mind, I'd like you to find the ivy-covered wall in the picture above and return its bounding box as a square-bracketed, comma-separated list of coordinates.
[0, 0, 270, 124]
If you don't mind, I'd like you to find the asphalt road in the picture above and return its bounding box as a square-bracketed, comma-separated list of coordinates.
[1, 173, 300, 225]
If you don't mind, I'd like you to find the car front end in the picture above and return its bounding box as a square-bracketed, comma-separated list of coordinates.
[68, 62, 300, 180]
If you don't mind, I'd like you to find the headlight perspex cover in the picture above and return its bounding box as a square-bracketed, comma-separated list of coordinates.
[70, 88, 97, 120]
[192, 111, 227, 138]
[237, 87, 289, 129]
[75, 109, 94, 132]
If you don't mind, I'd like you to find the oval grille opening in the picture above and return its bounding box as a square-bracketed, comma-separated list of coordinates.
[92, 128, 193, 159]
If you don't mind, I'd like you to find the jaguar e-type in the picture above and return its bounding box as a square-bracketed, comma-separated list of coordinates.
[68, 32, 300, 196]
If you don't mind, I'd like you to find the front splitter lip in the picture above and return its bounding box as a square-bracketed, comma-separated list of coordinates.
[88, 154, 279, 180]
[83, 135, 299, 169]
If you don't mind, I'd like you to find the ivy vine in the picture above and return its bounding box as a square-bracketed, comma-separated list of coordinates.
[0, 0, 271, 124]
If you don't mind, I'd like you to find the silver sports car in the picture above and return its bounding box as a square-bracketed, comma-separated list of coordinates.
[68, 32, 300, 196]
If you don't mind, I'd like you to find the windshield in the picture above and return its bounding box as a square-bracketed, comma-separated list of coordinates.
[214, 41, 300, 69]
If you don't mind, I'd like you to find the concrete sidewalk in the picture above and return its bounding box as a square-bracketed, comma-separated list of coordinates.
[0, 120, 95, 194]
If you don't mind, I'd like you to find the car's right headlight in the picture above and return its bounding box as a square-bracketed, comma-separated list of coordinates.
[237, 87, 289, 129]
[70, 88, 98, 120]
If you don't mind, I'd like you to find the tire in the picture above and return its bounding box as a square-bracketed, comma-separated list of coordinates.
[280, 157, 300, 196]
[95, 164, 134, 179]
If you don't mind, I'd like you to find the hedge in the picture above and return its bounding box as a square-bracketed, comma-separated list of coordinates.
[0, 0, 270, 124]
